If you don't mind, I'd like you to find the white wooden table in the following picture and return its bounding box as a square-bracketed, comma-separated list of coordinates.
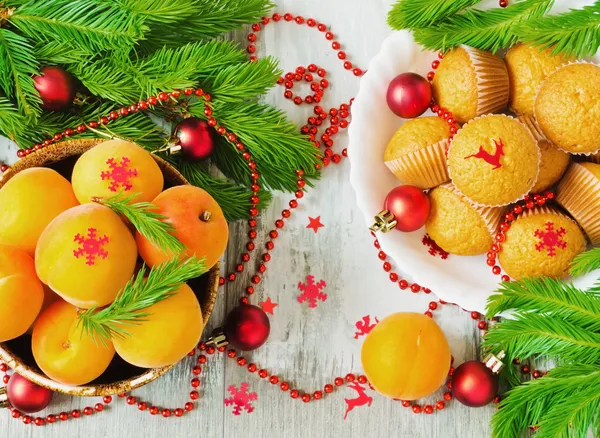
[0, 1, 493, 436]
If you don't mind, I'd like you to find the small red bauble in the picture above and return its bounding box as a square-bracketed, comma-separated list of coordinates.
[386, 73, 432, 119]
[384, 185, 431, 232]
[6, 373, 53, 413]
[174, 118, 215, 161]
[451, 361, 498, 407]
[33, 66, 76, 111]
[224, 304, 270, 351]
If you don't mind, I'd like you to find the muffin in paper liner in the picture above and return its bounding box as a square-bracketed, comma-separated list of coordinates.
[385, 138, 450, 189]
[498, 205, 587, 280]
[517, 115, 570, 193]
[432, 46, 509, 124]
[425, 183, 505, 256]
[534, 61, 600, 155]
[590, 152, 600, 164]
[447, 114, 541, 208]
[556, 162, 600, 244]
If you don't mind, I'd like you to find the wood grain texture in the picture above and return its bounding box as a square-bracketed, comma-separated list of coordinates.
[0, 0, 494, 436]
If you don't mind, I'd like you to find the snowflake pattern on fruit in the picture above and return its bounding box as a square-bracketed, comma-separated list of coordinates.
[297, 275, 327, 308]
[354, 315, 379, 340]
[534, 221, 567, 257]
[422, 234, 449, 259]
[224, 383, 258, 416]
[73, 228, 109, 266]
[100, 156, 138, 192]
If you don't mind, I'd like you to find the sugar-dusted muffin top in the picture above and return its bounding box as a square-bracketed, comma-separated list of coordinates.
[448, 115, 539, 206]
[384, 117, 452, 161]
[505, 43, 568, 116]
[535, 63, 600, 154]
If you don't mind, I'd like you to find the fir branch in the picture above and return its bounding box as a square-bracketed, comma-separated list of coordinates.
[570, 247, 600, 278]
[0, 97, 25, 141]
[78, 257, 206, 344]
[388, 0, 483, 30]
[413, 0, 554, 53]
[187, 100, 320, 192]
[492, 364, 600, 438]
[10, 0, 145, 53]
[515, 1, 600, 59]
[94, 192, 185, 256]
[111, 0, 199, 24]
[177, 160, 272, 222]
[33, 40, 95, 65]
[211, 135, 254, 186]
[0, 28, 41, 117]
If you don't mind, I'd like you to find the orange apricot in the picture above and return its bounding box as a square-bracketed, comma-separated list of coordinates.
[32, 300, 115, 386]
[361, 312, 451, 400]
[71, 139, 164, 204]
[112, 283, 204, 368]
[35, 203, 137, 308]
[136, 186, 228, 269]
[0, 168, 78, 255]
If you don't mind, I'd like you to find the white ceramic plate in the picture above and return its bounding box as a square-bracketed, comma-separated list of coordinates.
[348, 28, 599, 313]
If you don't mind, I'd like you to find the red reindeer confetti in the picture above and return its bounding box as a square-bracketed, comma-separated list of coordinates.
[297, 275, 327, 308]
[101, 157, 138, 192]
[224, 383, 257, 416]
[73, 228, 109, 266]
[464, 138, 505, 170]
[343, 382, 373, 420]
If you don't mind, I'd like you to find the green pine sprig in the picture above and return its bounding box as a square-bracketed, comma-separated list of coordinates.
[94, 192, 185, 257]
[515, 1, 600, 59]
[413, 0, 554, 53]
[388, 0, 483, 31]
[570, 247, 600, 278]
[78, 257, 206, 345]
[0, 97, 25, 141]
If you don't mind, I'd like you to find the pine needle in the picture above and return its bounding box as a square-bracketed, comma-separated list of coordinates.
[95, 192, 185, 257]
[413, 0, 554, 53]
[388, 0, 484, 30]
[515, 1, 600, 59]
[570, 247, 600, 278]
[0, 97, 25, 141]
[78, 257, 206, 345]
[111, 0, 199, 24]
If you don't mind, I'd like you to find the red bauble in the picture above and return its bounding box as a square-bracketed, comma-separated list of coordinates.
[386, 73, 432, 119]
[33, 66, 76, 111]
[224, 304, 270, 351]
[451, 361, 498, 407]
[7, 374, 53, 414]
[384, 185, 430, 232]
[174, 118, 215, 161]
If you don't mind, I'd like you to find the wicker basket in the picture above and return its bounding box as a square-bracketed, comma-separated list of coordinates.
[0, 139, 220, 396]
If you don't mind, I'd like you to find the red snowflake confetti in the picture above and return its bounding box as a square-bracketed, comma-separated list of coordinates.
[422, 234, 449, 259]
[259, 297, 278, 315]
[297, 275, 327, 308]
[343, 382, 373, 420]
[101, 156, 138, 192]
[306, 216, 325, 233]
[534, 221, 567, 257]
[464, 138, 505, 170]
[73, 228, 109, 266]
[353, 315, 379, 340]
[224, 383, 258, 416]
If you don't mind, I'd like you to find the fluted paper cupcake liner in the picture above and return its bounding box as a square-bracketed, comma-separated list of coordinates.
[463, 46, 510, 117]
[384, 138, 450, 189]
[440, 183, 506, 237]
[556, 163, 600, 244]
[590, 152, 600, 164]
[516, 115, 547, 143]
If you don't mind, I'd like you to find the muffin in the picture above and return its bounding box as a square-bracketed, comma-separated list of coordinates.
[535, 63, 600, 154]
[556, 162, 600, 244]
[517, 115, 570, 192]
[448, 114, 540, 206]
[384, 117, 451, 189]
[432, 46, 509, 124]
[590, 152, 600, 164]
[425, 184, 505, 256]
[498, 206, 586, 279]
[505, 44, 568, 116]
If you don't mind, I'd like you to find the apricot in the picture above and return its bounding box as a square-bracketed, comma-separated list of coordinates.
[136, 186, 228, 269]
[35, 203, 138, 308]
[71, 139, 164, 204]
[0, 245, 44, 342]
[112, 283, 203, 368]
[0, 168, 78, 255]
[361, 312, 451, 400]
[32, 300, 115, 386]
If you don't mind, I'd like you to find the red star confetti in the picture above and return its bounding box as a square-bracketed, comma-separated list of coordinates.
[306, 216, 324, 234]
[259, 297, 278, 315]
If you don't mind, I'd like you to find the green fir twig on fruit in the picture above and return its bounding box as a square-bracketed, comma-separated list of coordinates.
[93, 192, 185, 256]
[78, 257, 206, 345]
